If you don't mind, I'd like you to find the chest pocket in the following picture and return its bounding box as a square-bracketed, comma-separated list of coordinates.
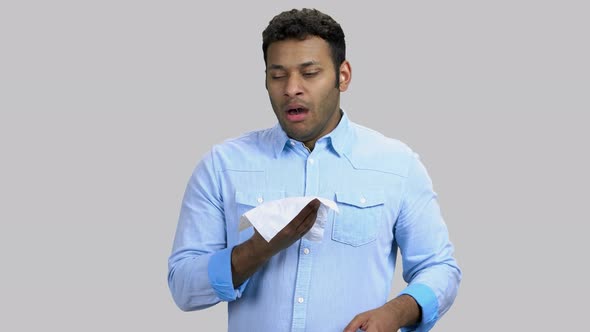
[332, 190, 386, 247]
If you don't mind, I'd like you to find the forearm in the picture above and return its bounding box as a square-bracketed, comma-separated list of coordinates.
[384, 294, 422, 328]
[230, 236, 272, 287]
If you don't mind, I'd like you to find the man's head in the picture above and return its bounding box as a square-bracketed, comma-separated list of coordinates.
[263, 9, 351, 150]
[262, 8, 346, 88]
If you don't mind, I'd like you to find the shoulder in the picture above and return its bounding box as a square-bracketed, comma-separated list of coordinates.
[351, 122, 414, 154]
[207, 127, 275, 170]
[215, 126, 277, 152]
[346, 122, 418, 178]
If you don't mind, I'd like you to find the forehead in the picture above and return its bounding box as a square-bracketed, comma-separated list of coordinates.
[266, 36, 332, 68]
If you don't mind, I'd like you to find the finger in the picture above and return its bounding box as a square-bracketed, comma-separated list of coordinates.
[294, 198, 321, 221]
[275, 198, 319, 236]
[343, 314, 366, 332]
[285, 199, 321, 234]
[295, 206, 318, 234]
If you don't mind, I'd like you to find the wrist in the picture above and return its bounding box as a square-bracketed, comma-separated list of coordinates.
[230, 236, 272, 288]
[384, 295, 421, 327]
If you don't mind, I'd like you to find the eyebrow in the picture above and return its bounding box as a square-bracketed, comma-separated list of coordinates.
[268, 61, 320, 70]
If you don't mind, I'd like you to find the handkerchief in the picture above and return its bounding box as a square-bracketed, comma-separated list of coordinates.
[238, 196, 339, 242]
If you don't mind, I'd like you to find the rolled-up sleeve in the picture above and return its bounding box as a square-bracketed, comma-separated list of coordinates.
[395, 153, 462, 332]
[167, 149, 249, 311]
[208, 246, 250, 301]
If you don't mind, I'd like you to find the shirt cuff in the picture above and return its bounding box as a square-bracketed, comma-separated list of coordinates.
[399, 283, 438, 332]
[207, 246, 250, 301]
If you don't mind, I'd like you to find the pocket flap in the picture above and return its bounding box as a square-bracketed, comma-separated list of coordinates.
[235, 191, 286, 207]
[335, 190, 385, 208]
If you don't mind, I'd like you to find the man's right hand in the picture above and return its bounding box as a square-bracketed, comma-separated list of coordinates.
[231, 198, 321, 287]
[251, 198, 321, 256]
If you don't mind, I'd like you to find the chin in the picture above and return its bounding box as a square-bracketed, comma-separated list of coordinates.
[285, 129, 309, 142]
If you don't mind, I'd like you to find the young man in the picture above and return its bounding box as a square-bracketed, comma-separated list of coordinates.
[168, 8, 461, 332]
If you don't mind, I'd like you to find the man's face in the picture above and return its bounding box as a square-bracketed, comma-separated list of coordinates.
[265, 36, 350, 150]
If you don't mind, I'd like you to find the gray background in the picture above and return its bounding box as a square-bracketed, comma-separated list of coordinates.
[1, 0, 588, 331]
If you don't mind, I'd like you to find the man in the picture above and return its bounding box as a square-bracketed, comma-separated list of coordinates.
[168, 8, 461, 332]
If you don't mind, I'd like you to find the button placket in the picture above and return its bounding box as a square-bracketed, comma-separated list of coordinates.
[304, 155, 319, 196]
[291, 239, 314, 331]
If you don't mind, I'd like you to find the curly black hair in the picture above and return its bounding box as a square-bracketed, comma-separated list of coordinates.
[262, 8, 346, 87]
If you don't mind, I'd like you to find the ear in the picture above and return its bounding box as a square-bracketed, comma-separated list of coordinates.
[338, 60, 352, 92]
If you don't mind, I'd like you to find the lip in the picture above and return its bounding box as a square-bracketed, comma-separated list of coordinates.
[285, 104, 309, 123]
[283, 102, 308, 112]
[283, 102, 310, 123]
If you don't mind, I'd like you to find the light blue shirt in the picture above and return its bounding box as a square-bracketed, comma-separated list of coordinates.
[168, 112, 461, 332]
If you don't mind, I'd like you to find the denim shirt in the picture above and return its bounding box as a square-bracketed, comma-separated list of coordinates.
[168, 112, 461, 332]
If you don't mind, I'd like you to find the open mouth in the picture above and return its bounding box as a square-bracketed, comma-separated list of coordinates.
[287, 107, 307, 115]
[283, 102, 310, 122]
[285, 107, 309, 122]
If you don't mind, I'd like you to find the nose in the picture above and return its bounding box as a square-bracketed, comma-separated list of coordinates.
[284, 74, 304, 97]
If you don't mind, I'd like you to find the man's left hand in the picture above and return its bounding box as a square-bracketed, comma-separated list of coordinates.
[343, 304, 400, 332]
[343, 295, 421, 332]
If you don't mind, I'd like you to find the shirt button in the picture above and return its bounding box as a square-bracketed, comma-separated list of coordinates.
[308, 158, 314, 164]
[297, 297, 304, 303]
[303, 248, 310, 255]
[257, 197, 264, 204]
[360, 197, 366, 204]
[290, 141, 296, 146]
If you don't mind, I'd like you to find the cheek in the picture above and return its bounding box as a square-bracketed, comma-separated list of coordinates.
[268, 93, 282, 113]
[316, 86, 338, 106]
[267, 85, 282, 100]
[314, 79, 337, 97]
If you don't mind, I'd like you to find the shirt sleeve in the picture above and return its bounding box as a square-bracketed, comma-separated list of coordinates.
[167, 149, 249, 311]
[395, 153, 462, 332]
[208, 246, 250, 301]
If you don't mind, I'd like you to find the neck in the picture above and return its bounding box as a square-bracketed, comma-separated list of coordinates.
[303, 109, 343, 151]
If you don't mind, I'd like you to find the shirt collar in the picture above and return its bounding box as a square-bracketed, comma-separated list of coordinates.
[270, 122, 291, 158]
[270, 110, 354, 158]
[322, 110, 353, 157]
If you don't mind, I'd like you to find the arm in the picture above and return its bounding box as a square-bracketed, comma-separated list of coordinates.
[344, 153, 461, 332]
[167, 150, 231, 311]
[394, 153, 462, 331]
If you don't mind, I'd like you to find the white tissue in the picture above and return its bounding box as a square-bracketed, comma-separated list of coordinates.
[238, 196, 339, 242]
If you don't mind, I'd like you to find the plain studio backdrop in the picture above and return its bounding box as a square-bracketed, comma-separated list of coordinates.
[1, 1, 588, 331]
